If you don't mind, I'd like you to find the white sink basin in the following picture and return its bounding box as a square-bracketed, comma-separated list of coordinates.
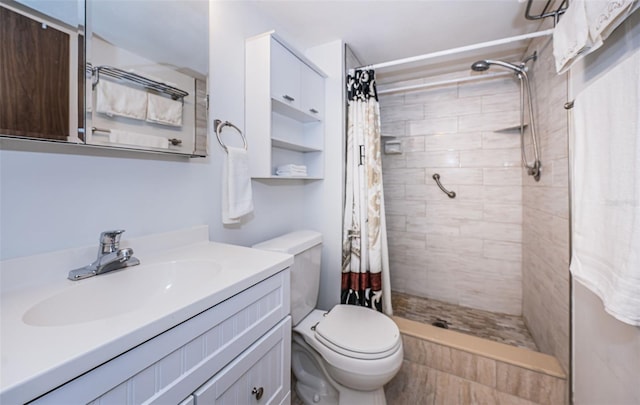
[22, 260, 221, 327]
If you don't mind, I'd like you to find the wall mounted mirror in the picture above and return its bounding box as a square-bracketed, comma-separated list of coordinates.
[0, 0, 208, 157]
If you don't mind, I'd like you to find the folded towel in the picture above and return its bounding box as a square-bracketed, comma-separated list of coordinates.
[109, 129, 168, 149]
[276, 164, 308, 176]
[146, 93, 183, 127]
[553, 0, 637, 73]
[95, 80, 147, 120]
[570, 48, 640, 326]
[222, 146, 254, 224]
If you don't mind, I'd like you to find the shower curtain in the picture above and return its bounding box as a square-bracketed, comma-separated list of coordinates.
[341, 69, 392, 315]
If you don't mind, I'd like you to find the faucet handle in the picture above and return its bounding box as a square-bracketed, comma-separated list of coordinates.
[99, 230, 125, 254]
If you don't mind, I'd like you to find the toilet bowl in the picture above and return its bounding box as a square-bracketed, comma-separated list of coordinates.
[253, 231, 403, 405]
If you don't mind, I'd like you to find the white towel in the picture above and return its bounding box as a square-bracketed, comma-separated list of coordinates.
[553, 0, 595, 74]
[553, 0, 638, 73]
[222, 146, 254, 224]
[276, 164, 308, 177]
[146, 93, 183, 127]
[570, 49, 640, 326]
[95, 80, 147, 120]
[109, 129, 168, 149]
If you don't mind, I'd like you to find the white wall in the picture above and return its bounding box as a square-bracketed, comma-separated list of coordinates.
[0, 0, 346, 320]
[570, 10, 640, 404]
[304, 40, 345, 310]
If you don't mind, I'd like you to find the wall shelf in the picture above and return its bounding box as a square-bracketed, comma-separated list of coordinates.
[245, 32, 326, 179]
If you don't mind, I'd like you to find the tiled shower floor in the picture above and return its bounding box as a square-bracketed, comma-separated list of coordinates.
[392, 291, 539, 351]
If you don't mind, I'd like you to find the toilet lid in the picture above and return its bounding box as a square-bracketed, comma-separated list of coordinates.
[314, 305, 401, 360]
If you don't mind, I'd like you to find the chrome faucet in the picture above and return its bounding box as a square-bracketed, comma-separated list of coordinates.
[68, 230, 140, 281]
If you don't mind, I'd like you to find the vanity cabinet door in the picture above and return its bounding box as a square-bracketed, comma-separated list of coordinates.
[270, 38, 301, 109]
[193, 317, 291, 405]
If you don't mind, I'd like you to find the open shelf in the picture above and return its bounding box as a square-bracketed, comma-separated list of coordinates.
[271, 137, 322, 152]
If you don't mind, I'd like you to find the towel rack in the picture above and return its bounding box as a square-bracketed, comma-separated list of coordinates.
[215, 119, 247, 152]
[91, 64, 189, 101]
[525, 0, 568, 24]
[91, 127, 183, 146]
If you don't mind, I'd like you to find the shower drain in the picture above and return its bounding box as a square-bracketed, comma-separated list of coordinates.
[432, 318, 450, 329]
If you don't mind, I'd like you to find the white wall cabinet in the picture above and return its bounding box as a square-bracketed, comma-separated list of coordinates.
[31, 270, 291, 405]
[245, 32, 326, 180]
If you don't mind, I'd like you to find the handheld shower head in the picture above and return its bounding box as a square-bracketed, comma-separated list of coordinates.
[470, 59, 526, 74]
[471, 60, 491, 72]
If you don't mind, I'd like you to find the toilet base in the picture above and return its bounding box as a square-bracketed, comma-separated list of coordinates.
[292, 335, 389, 405]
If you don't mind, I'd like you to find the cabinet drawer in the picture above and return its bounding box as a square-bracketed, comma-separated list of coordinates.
[31, 270, 290, 405]
[194, 317, 291, 405]
[270, 38, 300, 108]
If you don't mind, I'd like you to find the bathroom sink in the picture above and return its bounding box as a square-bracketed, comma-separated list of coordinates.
[22, 260, 221, 327]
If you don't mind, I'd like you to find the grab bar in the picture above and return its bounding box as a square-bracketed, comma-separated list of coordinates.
[432, 173, 456, 198]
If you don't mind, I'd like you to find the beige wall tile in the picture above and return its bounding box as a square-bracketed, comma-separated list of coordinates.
[381, 120, 407, 137]
[427, 168, 483, 185]
[482, 131, 522, 149]
[385, 359, 436, 405]
[424, 96, 482, 118]
[424, 132, 483, 151]
[496, 362, 566, 405]
[459, 220, 522, 243]
[483, 168, 523, 186]
[383, 168, 426, 184]
[409, 117, 458, 135]
[406, 151, 460, 168]
[405, 86, 458, 105]
[484, 240, 522, 262]
[381, 103, 424, 122]
[386, 199, 426, 216]
[458, 78, 519, 98]
[400, 135, 426, 152]
[484, 203, 523, 224]
[458, 110, 521, 132]
[459, 148, 521, 168]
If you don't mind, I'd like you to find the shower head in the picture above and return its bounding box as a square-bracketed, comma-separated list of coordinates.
[470, 59, 526, 74]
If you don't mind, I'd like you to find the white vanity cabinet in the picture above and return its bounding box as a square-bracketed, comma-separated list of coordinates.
[245, 32, 326, 180]
[30, 270, 291, 405]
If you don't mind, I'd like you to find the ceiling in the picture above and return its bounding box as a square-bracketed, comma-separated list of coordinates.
[252, 0, 552, 84]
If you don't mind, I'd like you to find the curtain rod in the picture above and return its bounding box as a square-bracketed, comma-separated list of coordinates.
[361, 28, 554, 71]
[378, 72, 511, 95]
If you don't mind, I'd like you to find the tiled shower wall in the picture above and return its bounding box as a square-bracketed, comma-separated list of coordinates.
[379, 76, 525, 316]
[521, 37, 570, 372]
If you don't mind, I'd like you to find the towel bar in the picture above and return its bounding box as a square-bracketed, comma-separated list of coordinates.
[215, 119, 247, 153]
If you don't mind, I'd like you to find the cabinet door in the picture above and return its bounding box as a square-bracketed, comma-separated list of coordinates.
[270, 38, 300, 108]
[194, 317, 291, 405]
[0, 6, 70, 140]
[300, 64, 324, 120]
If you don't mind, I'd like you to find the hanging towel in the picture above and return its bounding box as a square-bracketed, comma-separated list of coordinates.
[570, 49, 640, 326]
[553, 0, 594, 74]
[109, 129, 168, 149]
[222, 146, 254, 224]
[146, 93, 183, 127]
[95, 80, 147, 120]
[553, 0, 638, 73]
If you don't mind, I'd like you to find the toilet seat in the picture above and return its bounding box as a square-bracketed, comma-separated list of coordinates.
[314, 305, 401, 360]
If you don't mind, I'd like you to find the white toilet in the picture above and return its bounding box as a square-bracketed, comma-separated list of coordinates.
[253, 231, 403, 405]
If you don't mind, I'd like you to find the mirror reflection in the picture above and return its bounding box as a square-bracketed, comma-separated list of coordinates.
[0, 0, 208, 157]
[0, 0, 83, 142]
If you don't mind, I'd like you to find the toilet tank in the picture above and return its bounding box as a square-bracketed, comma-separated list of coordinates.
[252, 231, 322, 325]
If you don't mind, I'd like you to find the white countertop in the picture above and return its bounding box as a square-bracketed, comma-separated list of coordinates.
[0, 227, 293, 404]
